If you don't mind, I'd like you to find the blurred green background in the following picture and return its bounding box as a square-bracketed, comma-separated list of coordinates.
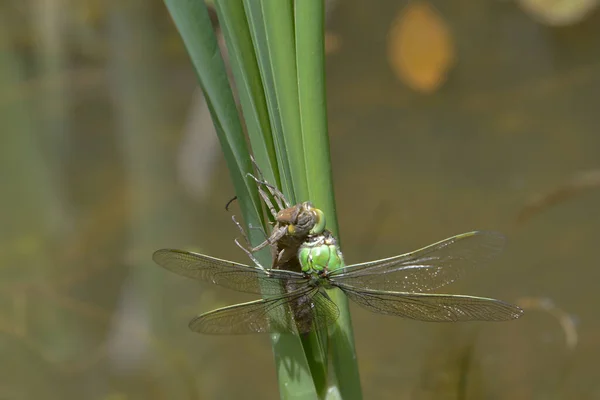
[1, 0, 599, 398]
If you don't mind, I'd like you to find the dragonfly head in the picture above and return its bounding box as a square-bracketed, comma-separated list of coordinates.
[277, 201, 326, 238]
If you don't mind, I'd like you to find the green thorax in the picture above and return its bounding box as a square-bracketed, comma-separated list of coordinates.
[298, 230, 345, 278]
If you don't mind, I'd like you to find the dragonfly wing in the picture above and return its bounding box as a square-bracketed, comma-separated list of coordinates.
[188, 287, 340, 334]
[153, 249, 305, 295]
[339, 284, 523, 322]
[330, 231, 505, 293]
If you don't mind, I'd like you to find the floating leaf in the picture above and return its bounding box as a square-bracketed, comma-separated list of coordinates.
[387, 1, 455, 93]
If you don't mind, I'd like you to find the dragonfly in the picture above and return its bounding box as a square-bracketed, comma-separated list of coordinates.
[153, 229, 523, 335]
[229, 158, 326, 271]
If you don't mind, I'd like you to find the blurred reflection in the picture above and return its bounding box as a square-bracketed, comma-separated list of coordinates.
[516, 0, 599, 26]
[517, 169, 600, 224]
[387, 2, 455, 93]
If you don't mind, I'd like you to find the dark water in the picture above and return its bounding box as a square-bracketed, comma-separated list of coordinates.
[1, 0, 599, 399]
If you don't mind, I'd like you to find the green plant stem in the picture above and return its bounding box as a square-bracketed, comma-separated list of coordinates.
[296, 1, 362, 398]
[163, 1, 320, 398]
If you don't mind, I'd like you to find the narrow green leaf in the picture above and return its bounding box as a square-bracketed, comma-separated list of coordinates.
[296, 1, 363, 398]
[163, 1, 321, 398]
[165, 1, 362, 398]
[261, 0, 309, 203]
[163, 0, 260, 233]
[214, 0, 279, 187]
[245, 1, 334, 396]
[295, 0, 335, 214]
[243, 0, 294, 200]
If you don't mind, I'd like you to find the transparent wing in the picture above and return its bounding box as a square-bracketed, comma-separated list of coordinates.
[188, 288, 340, 334]
[330, 231, 505, 293]
[153, 249, 306, 295]
[339, 285, 523, 322]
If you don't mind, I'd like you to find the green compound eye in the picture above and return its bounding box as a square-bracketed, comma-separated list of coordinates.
[309, 208, 326, 235]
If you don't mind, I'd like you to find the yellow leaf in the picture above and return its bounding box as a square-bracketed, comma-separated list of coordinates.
[387, 2, 456, 93]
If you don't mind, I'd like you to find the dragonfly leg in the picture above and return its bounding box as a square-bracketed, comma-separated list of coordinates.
[265, 181, 290, 210]
[250, 154, 269, 184]
[247, 173, 284, 219]
[232, 215, 270, 251]
[234, 238, 267, 270]
[249, 154, 264, 178]
[231, 214, 266, 269]
[263, 183, 288, 213]
[248, 223, 268, 238]
[248, 173, 290, 211]
[249, 155, 290, 214]
[232, 215, 258, 247]
[231, 214, 249, 240]
[258, 183, 281, 220]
